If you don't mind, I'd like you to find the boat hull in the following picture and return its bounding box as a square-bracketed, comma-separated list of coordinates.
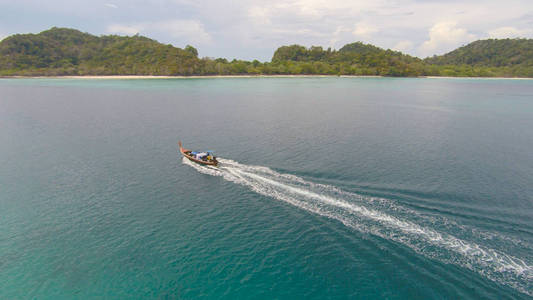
[179, 141, 218, 166]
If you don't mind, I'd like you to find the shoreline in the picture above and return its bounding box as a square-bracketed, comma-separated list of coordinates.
[421, 76, 533, 80]
[1, 75, 532, 80]
[0, 75, 378, 79]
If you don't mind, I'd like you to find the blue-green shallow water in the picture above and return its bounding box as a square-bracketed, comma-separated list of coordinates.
[1, 77, 532, 299]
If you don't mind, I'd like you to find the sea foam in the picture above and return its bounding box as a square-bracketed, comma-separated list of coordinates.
[183, 157, 532, 295]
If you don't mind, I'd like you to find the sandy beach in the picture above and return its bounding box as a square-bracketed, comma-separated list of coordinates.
[1, 75, 372, 79]
[422, 76, 533, 80]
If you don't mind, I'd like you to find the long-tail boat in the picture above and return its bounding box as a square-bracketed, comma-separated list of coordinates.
[179, 141, 219, 166]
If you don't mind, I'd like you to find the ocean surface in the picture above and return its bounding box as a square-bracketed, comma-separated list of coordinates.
[1, 77, 532, 299]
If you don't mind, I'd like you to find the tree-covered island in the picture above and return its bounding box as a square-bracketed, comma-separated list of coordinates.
[1, 27, 532, 77]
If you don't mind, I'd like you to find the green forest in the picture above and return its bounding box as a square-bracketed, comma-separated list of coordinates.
[1, 27, 532, 77]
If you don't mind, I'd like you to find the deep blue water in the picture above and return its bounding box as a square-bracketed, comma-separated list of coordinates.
[1, 77, 532, 299]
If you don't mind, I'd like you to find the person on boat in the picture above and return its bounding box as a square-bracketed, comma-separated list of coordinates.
[196, 152, 208, 161]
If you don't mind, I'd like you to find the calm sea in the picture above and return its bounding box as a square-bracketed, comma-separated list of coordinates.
[1, 77, 532, 299]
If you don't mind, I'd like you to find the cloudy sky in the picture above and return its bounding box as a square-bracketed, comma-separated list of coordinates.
[1, 0, 532, 60]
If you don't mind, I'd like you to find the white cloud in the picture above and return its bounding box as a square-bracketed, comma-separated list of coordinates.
[201, 0, 532, 58]
[247, 0, 385, 24]
[104, 3, 118, 9]
[4, 0, 533, 59]
[292, 0, 383, 18]
[329, 26, 348, 48]
[392, 40, 414, 53]
[151, 20, 212, 45]
[248, 6, 271, 25]
[107, 19, 212, 46]
[487, 26, 532, 38]
[419, 21, 476, 57]
[352, 22, 378, 38]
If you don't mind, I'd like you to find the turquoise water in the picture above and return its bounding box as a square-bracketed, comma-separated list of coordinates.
[1, 77, 532, 299]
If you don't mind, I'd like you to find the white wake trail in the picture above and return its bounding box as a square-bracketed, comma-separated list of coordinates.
[182, 157, 532, 295]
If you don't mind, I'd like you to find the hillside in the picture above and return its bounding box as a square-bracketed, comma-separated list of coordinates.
[0, 27, 204, 75]
[271, 42, 425, 76]
[271, 40, 533, 77]
[0, 27, 532, 77]
[424, 39, 533, 77]
[425, 39, 533, 66]
[0, 29, 425, 76]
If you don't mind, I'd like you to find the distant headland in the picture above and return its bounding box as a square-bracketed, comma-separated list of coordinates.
[1, 27, 532, 78]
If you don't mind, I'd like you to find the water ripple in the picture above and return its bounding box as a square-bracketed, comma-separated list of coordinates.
[183, 157, 532, 296]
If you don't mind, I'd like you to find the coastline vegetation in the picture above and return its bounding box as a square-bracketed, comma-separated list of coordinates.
[1, 27, 532, 77]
